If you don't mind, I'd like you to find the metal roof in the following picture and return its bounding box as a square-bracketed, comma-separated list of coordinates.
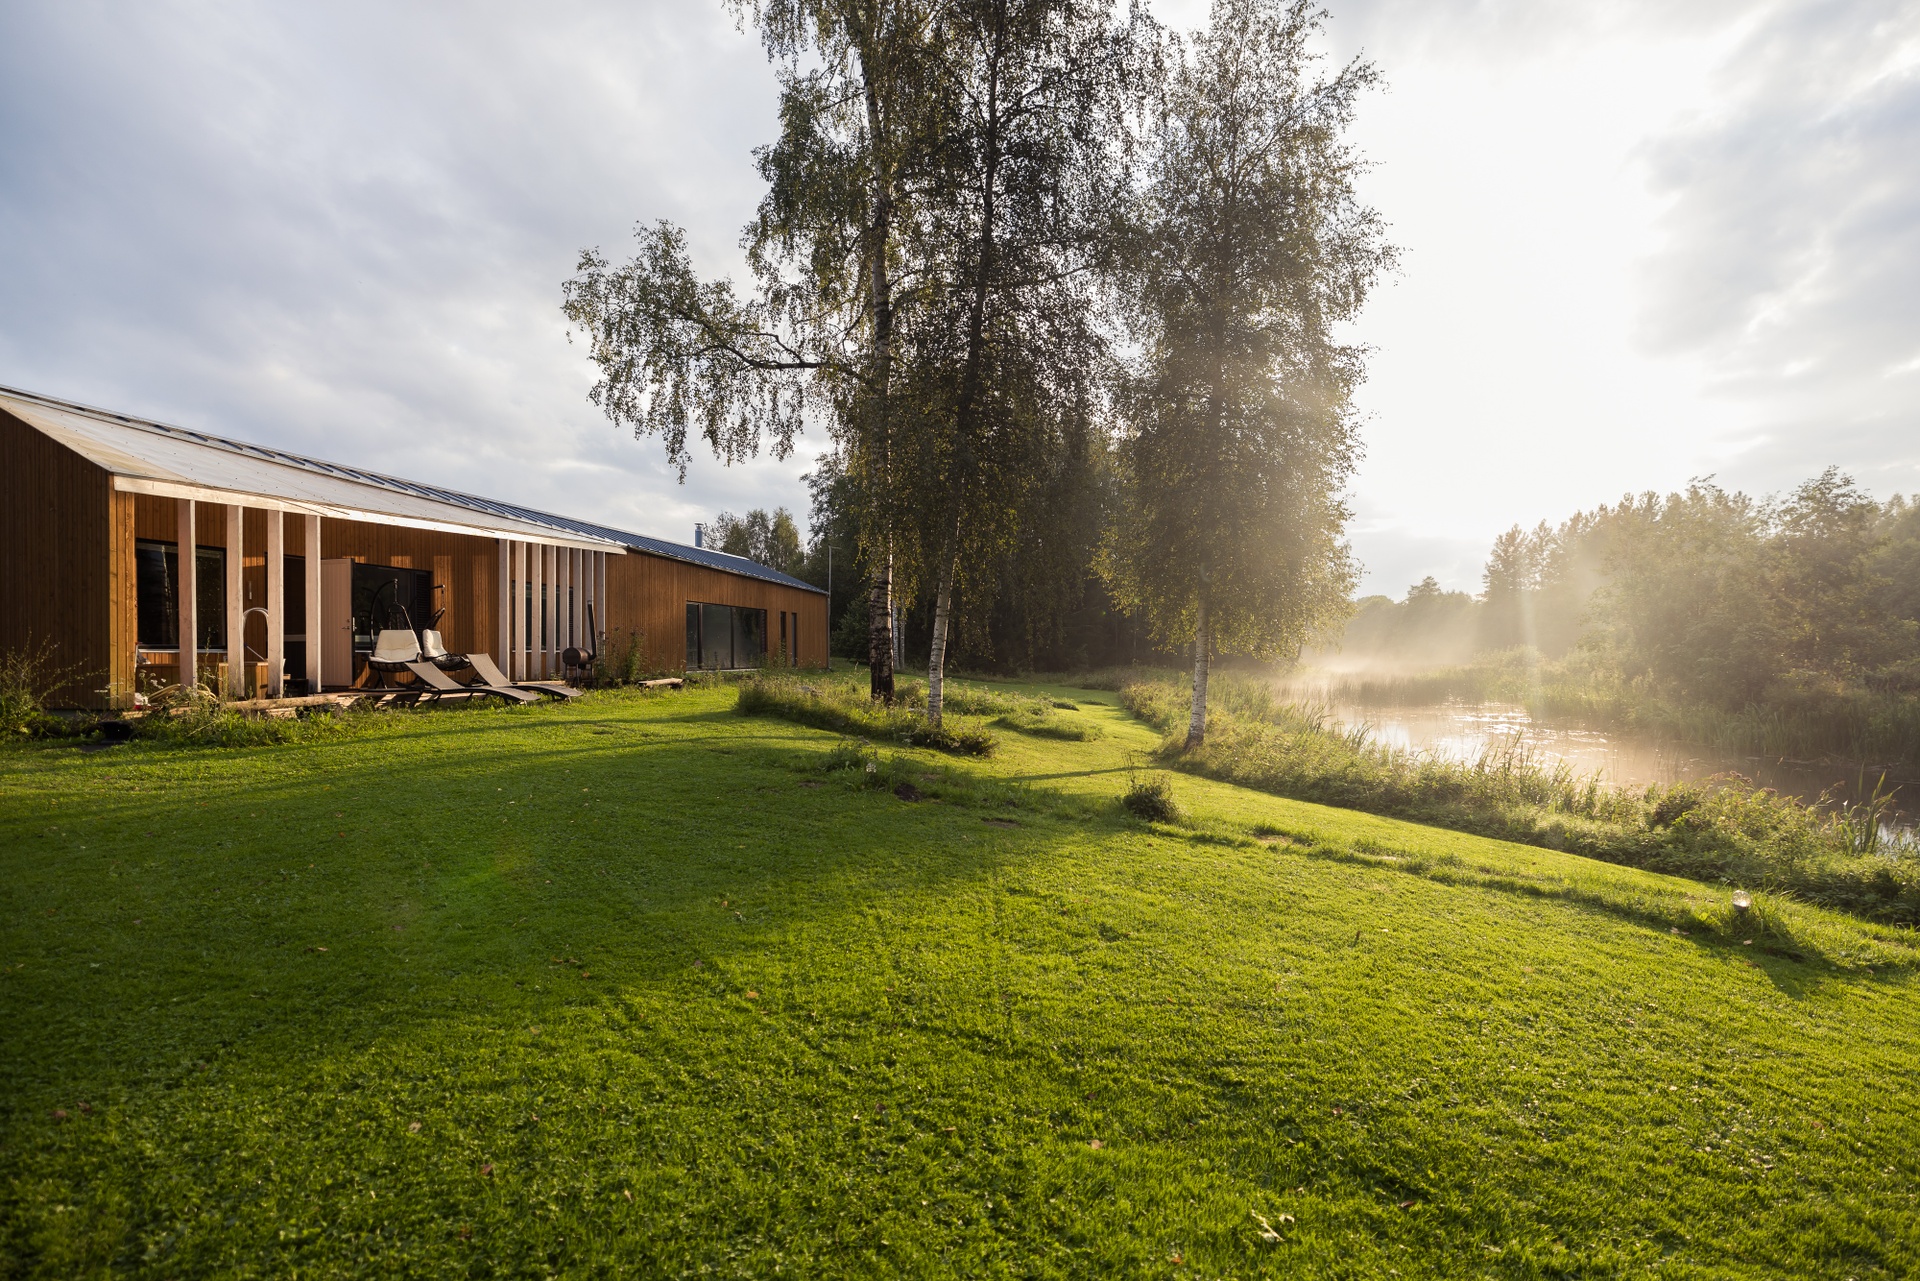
[0, 384, 824, 594]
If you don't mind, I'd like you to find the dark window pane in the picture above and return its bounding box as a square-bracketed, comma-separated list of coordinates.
[135, 540, 177, 648]
[702, 603, 731, 669]
[197, 547, 225, 650]
[282, 557, 307, 635]
[739, 608, 765, 664]
[349, 563, 434, 653]
[686, 603, 700, 667]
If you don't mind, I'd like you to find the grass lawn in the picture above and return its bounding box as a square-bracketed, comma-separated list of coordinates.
[3, 678, 1917, 1278]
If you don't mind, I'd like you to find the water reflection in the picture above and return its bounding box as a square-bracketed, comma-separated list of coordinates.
[1320, 698, 1916, 835]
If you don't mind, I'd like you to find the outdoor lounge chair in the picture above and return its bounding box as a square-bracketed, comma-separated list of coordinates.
[420, 629, 470, 671]
[400, 660, 540, 704]
[367, 628, 424, 679]
[462, 653, 583, 700]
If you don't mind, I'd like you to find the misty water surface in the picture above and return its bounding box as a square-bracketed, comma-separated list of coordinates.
[1318, 699, 1916, 837]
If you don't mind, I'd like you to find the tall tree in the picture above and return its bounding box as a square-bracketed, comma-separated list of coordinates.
[901, 0, 1132, 726]
[562, 0, 937, 698]
[1100, 0, 1392, 746]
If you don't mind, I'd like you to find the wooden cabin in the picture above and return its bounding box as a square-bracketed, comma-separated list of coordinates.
[0, 386, 828, 708]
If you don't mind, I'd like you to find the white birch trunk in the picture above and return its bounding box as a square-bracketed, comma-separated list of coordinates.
[1187, 596, 1209, 749]
[926, 562, 956, 729]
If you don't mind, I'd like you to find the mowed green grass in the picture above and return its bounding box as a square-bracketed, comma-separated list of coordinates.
[2, 682, 1917, 1279]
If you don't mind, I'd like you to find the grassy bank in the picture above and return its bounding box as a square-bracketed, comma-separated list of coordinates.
[1124, 674, 1920, 926]
[4, 681, 1919, 1276]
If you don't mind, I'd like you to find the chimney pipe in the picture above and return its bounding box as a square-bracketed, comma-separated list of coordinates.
[694, 523, 705, 549]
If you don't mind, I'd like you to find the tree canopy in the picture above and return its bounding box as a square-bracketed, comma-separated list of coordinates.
[1099, 0, 1393, 745]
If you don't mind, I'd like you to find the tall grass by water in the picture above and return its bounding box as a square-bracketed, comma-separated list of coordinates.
[1121, 673, 1920, 926]
[1284, 650, 1920, 767]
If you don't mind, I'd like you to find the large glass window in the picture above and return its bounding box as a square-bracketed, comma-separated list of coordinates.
[351, 563, 435, 656]
[134, 540, 225, 650]
[685, 602, 768, 669]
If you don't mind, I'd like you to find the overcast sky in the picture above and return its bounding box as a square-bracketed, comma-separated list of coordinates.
[2, 0, 1915, 594]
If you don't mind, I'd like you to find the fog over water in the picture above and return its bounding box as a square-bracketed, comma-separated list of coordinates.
[1299, 691, 1918, 835]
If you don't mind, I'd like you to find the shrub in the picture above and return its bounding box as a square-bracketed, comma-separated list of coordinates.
[1121, 772, 1182, 824]
[822, 737, 885, 784]
[592, 628, 652, 687]
[0, 642, 86, 738]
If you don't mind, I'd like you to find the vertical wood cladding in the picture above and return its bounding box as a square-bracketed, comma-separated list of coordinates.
[107, 491, 137, 704]
[604, 552, 826, 671]
[0, 408, 114, 707]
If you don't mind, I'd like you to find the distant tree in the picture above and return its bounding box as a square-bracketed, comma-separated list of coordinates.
[1480, 524, 1547, 651]
[712, 507, 806, 575]
[1100, 0, 1392, 747]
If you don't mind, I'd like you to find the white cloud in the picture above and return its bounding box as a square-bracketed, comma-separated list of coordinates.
[1, 0, 1913, 594]
[0, 1, 809, 544]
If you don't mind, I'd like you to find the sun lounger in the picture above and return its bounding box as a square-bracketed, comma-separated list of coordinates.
[463, 653, 583, 700]
[402, 661, 539, 704]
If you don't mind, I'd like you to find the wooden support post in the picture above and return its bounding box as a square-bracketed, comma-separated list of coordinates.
[557, 545, 572, 655]
[225, 504, 245, 698]
[510, 541, 525, 680]
[305, 516, 323, 691]
[595, 551, 608, 648]
[530, 542, 545, 677]
[569, 548, 584, 654]
[584, 549, 596, 649]
[545, 544, 560, 676]
[266, 511, 285, 697]
[176, 499, 197, 691]
[497, 538, 511, 676]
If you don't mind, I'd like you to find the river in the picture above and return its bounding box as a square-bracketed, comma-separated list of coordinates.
[1310, 697, 1917, 838]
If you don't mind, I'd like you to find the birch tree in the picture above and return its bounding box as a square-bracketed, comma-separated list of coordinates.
[1100, 0, 1392, 746]
[563, 0, 936, 698]
[903, 0, 1132, 727]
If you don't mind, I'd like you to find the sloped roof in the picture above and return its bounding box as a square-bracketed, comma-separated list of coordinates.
[0, 384, 823, 594]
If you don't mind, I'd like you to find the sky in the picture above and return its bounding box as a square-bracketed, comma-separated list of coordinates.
[1, 0, 1915, 595]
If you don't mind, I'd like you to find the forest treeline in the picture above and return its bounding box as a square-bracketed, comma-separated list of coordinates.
[1322, 471, 1920, 765]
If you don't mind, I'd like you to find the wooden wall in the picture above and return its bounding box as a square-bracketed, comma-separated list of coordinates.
[0, 409, 116, 707]
[604, 551, 827, 672]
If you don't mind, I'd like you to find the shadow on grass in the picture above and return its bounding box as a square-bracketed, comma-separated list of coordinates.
[0, 725, 1099, 1098]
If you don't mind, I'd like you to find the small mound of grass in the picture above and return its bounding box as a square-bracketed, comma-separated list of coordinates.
[991, 709, 1104, 741]
[738, 675, 996, 755]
